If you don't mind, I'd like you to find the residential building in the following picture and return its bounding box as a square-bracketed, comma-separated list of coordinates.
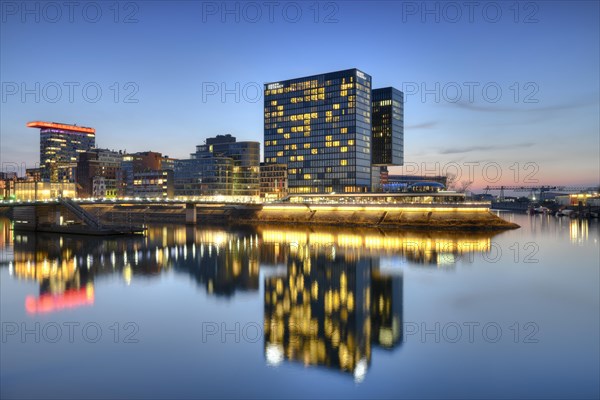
[76, 149, 122, 198]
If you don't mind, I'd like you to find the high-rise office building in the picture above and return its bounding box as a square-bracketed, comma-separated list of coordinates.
[264, 69, 373, 194]
[372, 87, 404, 166]
[264, 69, 404, 194]
[27, 121, 96, 183]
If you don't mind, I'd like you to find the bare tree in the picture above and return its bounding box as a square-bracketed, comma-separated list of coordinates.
[458, 180, 473, 193]
[446, 172, 457, 191]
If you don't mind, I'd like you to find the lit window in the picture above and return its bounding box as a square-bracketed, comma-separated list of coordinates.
[340, 159, 347, 166]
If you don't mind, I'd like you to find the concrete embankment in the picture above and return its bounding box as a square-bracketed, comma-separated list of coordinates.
[68, 202, 518, 230]
[251, 204, 520, 230]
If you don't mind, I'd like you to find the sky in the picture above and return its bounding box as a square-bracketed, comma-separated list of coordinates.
[1, 0, 599, 190]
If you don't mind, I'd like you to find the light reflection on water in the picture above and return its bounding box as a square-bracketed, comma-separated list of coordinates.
[0, 215, 598, 399]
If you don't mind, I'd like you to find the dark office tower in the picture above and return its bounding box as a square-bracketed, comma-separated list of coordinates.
[264, 69, 372, 194]
[371, 88, 404, 166]
[27, 121, 96, 182]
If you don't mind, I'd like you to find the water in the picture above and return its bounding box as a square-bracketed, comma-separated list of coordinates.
[1, 213, 598, 399]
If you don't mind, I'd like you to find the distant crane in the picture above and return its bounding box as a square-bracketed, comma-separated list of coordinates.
[483, 185, 599, 201]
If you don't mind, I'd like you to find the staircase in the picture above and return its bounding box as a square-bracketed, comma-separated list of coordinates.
[58, 198, 101, 229]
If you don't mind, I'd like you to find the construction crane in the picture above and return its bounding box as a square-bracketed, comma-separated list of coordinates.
[483, 185, 599, 201]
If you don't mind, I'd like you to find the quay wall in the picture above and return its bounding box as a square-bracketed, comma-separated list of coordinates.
[3, 202, 519, 230]
[251, 204, 519, 230]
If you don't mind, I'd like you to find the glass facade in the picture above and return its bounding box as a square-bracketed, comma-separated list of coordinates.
[193, 135, 260, 197]
[372, 87, 404, 166]
[173, 135, 260, 198]
[174, 157, 233, 197]
[264, 69, 372, 194]
[38, 127, 95, 183]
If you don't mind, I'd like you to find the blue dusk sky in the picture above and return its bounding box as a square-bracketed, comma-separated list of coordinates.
[1, 0, 598, 189]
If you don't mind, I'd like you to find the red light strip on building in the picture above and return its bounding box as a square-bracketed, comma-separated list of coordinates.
[26, 121, 96, 134]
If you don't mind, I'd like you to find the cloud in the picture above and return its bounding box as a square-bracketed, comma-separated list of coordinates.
[451, 95, 598, 113]
[405, 121, 437, 129]
[438, 142, 535, 154]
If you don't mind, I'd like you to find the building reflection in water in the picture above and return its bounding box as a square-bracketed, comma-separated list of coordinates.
[4, 224, 263, 313]
[261, 226, 495, 381]
[569, 219, 589, 244]
[259, 226, 493, 267]
[2, 217, 495, 373]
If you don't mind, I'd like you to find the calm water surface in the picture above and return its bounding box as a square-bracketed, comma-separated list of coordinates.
[1, 213, 598, 399]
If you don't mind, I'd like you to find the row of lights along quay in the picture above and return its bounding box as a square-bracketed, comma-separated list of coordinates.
[1, 68, 525, 231]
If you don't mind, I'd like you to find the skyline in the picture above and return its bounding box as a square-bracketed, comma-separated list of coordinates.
[1, 1, 599, 190]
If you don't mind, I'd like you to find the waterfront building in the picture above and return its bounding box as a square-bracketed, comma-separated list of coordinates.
[173, 134, 260, 198]
[264, 69, 404, 194]
[0, 172, 17, 199]
[27, 121, 96, 183]
[264, 69, 373, 194]
[25, 168, 43, 182]
[161, 155, 177, 172]
[174, 157, 233, 197]
[259, 163, 288, 199]
[76, 149, 122, 198]
[121, 151, 164, 197]
[131, 170, 174, 199]
[371, 88, 404, 166]
[205, 135, 260, 197]
[13, 181, 77, 201]
[383, 175, 448, 192]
